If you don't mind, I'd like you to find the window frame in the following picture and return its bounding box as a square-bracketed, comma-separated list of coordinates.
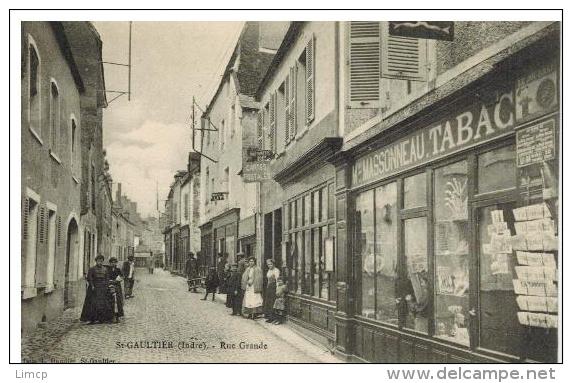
[352, 135, 527, 355]
[49, 78, 61, 159]
[27, 34, 42, 142]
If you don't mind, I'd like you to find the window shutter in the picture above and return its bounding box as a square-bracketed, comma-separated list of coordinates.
[381, 25, 428, 82]
[22, 198, 29, 240]
[349, 21, 381, 108]
[57, 216, 62, 247]
[284, 74, 290, 145]
[38, 205, 46, 243]
[269, 92, 276, 153]
[290, 66, 297, 140]
[256, 111, 264, 149]
[306, 36, 315, 124]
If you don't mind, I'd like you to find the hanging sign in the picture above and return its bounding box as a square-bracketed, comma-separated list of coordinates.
[389, 21, 454, 41]
[242, 146, 273, 183]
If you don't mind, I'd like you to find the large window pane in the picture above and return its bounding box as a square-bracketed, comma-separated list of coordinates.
[478, 145, 516, 193]
[404, 217, 429, 333]
[296, 232, 303, 294]
[356, 190, 375, 318]
[304, 229, 312, 294]
[374, 182, 398, 324]
[434, 161, 470, 345]
[320, 226, 329, 299]
[328, 183, 335, 219]
[313, 228, 321, 297]
[404, 173, 426, 209]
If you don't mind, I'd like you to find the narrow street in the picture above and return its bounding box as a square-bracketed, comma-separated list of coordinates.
[21, 269, 340, 363]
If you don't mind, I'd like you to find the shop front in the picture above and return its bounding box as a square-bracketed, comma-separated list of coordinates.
[199, 222, 213, 275]
[212, 208, 240, 266]
[238, 215, 257, 260]
[334, 50, 559, 362]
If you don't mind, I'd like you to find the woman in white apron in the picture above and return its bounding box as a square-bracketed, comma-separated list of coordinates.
[241, 257, 263, 319]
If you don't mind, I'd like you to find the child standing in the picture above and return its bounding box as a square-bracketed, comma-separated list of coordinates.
[272, 277, 288, 324]
[201, 267, 219, 301]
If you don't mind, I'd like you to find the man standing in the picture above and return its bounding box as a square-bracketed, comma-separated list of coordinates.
[122, 255, 136, 299]
[185, 252, 198, 292]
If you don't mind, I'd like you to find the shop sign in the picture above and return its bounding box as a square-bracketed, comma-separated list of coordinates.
[211, 192, 227, 201]
[516, 117, 556, 168]
[352, 90, 516, 187]
[389, 21, 454, 41]
[243, 146, 273, 183]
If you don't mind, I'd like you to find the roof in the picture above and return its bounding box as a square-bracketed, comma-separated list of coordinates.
[49, 22, 85, 93]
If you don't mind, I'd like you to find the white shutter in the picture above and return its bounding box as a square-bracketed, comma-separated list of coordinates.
[381, 23, 428, 82]
[269, 92, 276, 153]
[284, 73, 290, 145]
[256, 111, 264, 149]
[349, 21, 381, 108]
[290, 66, 297, 140]
[306, 36, 315, 123]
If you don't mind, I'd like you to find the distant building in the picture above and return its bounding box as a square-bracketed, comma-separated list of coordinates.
[199, 21, 289, 270]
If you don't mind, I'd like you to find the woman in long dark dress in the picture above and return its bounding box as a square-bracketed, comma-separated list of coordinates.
[80, 254, 114, 324]
[107, 257, 124, 323]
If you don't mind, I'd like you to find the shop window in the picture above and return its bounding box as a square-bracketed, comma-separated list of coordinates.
[312, 228, 321, 297]
[374, 182, 398, 323]
[404, 173, 426, 209]
[312, 190, 320, 224]
[478, 145, 517, 193]
[305, 195, 311, 226]
[304, 229, 312, 294]
[403, 217, 429, 333]
[296, 231, 303, 294]
[434, 161, 470, 345]
[356, 189, 375, 318]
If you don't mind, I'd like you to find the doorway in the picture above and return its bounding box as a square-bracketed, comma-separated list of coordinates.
[64, 218, 78, 309]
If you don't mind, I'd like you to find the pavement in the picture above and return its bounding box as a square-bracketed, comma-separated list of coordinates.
[21, 268, 342, 363]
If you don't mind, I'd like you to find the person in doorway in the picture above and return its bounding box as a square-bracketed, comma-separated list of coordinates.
[241, 257, 263, 319]
[201, 267, 219, 301]
[107, 257, 124, 323]
[147, 255, 154, 274]
[80, 254, 114, 324]
[272, 277, 288, 324]
[217, 253, 228, 294]
[237, 252, 248, 275]
[264, 259, 280, 322]
[227, 264, 243, 315]
[122, 255, 136, 299]
[185, 252, 199, 292]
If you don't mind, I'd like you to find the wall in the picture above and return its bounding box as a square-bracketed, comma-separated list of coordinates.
[21, 22, 84, 334]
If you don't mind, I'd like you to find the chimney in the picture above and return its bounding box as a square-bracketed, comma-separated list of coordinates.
[116, 182, 122, 202]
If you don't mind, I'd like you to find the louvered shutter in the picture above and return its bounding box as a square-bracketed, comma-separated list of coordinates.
[57, 216, 62, 247]
[306, 36, 315, 123]
[349, 21, 381, 108]
[381, 24, 427, 82]
[22, 198, 29, 240]
[290, 66, 297, 140]
[269, 92, 276, 153]
[38, 206, 45, 243]
[284, 73, 290, 145]
[256, 111, 264, 149]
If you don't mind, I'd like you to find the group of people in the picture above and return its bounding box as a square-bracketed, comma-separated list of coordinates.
[186, 253, 287, 324]
[80, 255, 136, 325]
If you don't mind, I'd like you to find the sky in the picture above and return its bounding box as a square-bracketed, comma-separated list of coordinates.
[93, 21, 243, 218]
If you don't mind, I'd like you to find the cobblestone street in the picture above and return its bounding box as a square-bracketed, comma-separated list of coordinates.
[21, 269, 340, 363]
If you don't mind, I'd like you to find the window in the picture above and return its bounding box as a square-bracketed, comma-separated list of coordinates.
[49, 81, 60, 153]
[404, 216, 429, 333]
[184, 193, 189, 220]
[70, 117, 77, 175]
[404, 173, 426, 209]
[28, 40, 41, 137]
[219, 119, 225, 150]
[223, 167, 229, 194]
[230, 104, 236, 138]
[284, 182, 335, 300]
[356, 183, 398, 322]
[204, 168, 210, 206]
[478, 145, 516, 194]
[434, 161, 469, 345]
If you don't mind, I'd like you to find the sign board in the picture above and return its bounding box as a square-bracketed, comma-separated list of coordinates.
[324, 237, 335, 272]
[211, 192, 227, 201]
[243, 146, 273, 183]
[389, 21, 454, 41]
[516, 118, 556, 168]
[516, 60, 559, 124]
[352, 89, 516, 187]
